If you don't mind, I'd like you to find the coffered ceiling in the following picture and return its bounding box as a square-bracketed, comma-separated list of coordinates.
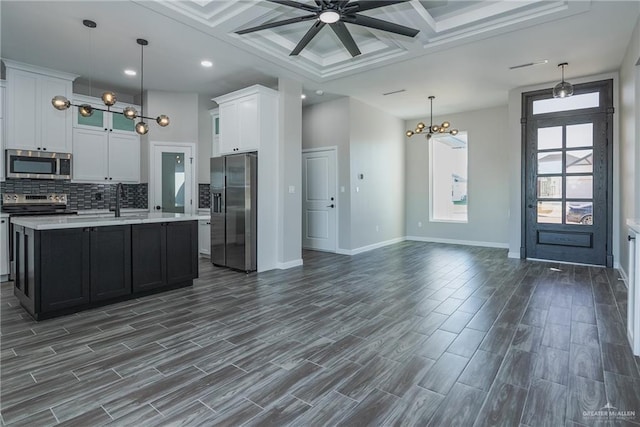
[1, 1, 639, 119]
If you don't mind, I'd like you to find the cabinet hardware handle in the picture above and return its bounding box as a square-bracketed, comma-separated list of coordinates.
[43, 148, 47, 151]
[104, 128, 108, 131]
[326, 204, 335, 208]
[630, 235, 636, 241]
[1, 220, 4, 223]
[105, 177, 108, 180]
[109, 177, 112, 180]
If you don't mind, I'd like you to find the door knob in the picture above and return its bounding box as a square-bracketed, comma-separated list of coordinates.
[155, 205, 161, 210]
[327, 204, 335, 208]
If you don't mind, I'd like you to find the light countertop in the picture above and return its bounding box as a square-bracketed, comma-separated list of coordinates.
[77, 208, 149, 216]
[628, 219, 640, 234]
[11, 212, 208, 230]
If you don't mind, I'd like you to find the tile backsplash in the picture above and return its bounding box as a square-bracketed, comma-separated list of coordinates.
[0, 179, 148, 210]
[199, 183, 210, 209]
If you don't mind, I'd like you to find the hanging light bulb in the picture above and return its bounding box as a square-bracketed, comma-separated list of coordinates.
[441, 121, 450, 129]
[101, 91, 117, 106]
[450, 129, 459, 136]
[406, 130, 414, 137]
[156, 115, 170, 127]
[552, 62, 574, 98]
[135, 121, 149, 135]
[123, 106, 138, 120]
[51, 95, 71, 110]
[79, 104, 94, 117]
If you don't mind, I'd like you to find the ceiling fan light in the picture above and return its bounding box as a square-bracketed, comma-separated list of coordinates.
[135, 121, 149, 135]
[79, 104, 94, 117]
[406, 130, 414, 137]
[101, 91, 117, 106]
[319, 10, 340, 24]
[51, 95, 70, 110]
[156, 115, 170, 127]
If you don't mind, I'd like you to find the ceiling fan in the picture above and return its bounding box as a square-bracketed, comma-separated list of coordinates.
[236, 0, 419, 57]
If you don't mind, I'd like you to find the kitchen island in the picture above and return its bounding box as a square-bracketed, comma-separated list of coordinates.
[11, 213, 206, 320]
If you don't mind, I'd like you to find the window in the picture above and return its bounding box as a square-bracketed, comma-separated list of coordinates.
[429, 132, 468, 222]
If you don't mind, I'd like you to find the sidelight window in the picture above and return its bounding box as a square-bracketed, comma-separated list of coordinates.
[429, 132, 468, 223]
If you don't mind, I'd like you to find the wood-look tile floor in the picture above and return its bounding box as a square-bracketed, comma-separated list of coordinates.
[2, 241, 639, 426]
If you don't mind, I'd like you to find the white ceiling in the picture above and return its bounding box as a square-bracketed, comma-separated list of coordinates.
[1, 1, 639, 119]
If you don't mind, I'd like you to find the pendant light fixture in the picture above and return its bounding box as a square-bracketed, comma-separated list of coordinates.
[405, 96, 458, 140]
[51, 19, 170, 135]
[552, 62, 574, 98]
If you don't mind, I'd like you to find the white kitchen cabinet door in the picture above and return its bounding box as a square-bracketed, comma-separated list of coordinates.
[6, 69, 38, 150]
[108, 133, 140, 183]
[218, 101, 239, 155]
[199, 219, 211, 256]
[39, 76, 72, 152]
[0, 84, 5, 118]
[237, 94, 259, 152]
[72, 128, 109, 182]
[0, 217, 9, 278]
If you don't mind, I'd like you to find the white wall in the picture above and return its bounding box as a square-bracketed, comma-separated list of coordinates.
[619, 14, 640, 278]
[507, 72, 620, 262]
[405, 106, 510, 247]
[278, 78, 302, 267]
[197, 94, 214, 184]
[302, 97, 351, 249]
[139, 91, 199, 182]
[349, 98, 405, 249]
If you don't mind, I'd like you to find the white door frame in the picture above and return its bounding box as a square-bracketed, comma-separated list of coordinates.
[302, 146, 339, 252]
[148, 141, 198, 215]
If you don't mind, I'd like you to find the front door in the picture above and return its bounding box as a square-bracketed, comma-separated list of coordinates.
[302, 148, 337, 252]
[150, 143, 195, 214]
[523, 80, 613, 266]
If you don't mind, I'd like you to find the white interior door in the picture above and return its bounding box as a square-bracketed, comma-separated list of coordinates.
[302, 149, 337, 252]
[150, 142, 196, 214]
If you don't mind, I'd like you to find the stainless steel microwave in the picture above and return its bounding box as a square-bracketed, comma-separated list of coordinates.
[5, 149, 72, 180]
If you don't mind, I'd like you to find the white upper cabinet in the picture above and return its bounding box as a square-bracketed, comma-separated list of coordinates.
[209, 108, 220, 157]
[4, 60, 77, 152]
[213, 85, 278, 155]
[0, 81, 5, 180]
[72, 94, 140, 183]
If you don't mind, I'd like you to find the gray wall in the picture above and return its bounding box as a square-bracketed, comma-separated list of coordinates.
[619, 14, 640, 277]
[197, 94, 214, 184]
[278, 78, 303, 265]
[349, 98, 405, 249]
[405, 106, 510, 246]
[302, 97, 352, 250]
[302, 97, 405, 252]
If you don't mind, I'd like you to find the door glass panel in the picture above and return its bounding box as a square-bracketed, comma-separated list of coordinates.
[537, 151, 562, 174]
[537, 127, 562, 150]
[566, 150, 593, 173]
[538, 201, 562, 223]
[566, 202, 593, 225]
[532, 92, 599, 114]
[112, 113, 135, 132]
[77, 109, 103, 128]
[566, 175, 593, 199]
[214, 117, 219, 135]
[161, 152, 185, 213]
[537, 176, 562, 198]
[566, 123, 593, 148]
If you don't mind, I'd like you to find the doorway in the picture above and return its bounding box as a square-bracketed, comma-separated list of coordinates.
[522, 80, 613, 266]
[149, 142, 197, 215]
[302, 148, 337, 252]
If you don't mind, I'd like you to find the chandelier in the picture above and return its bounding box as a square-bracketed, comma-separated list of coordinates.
[51, 20, 169, 135]
[405, 96, 458, 140]
[552, 62, 574, 98]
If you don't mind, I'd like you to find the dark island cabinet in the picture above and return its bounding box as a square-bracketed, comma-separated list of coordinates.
[132, 221, 198, 292]
[90, 226, 132, 302]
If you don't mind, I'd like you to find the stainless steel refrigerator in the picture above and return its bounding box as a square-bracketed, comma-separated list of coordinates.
[210, 153, 257, 272]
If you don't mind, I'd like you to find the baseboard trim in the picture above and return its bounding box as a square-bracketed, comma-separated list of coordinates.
[337, 237, 406, 256]
[406, 236, 509, 249]
[277, 259, 303, 270]
[618, 266, 629, 288]
[508, 251, 521, 259]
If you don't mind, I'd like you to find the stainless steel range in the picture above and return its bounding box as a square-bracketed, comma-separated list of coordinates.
[2, 193, 77, 279]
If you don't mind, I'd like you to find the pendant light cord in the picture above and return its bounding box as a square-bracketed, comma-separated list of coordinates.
[140, 42, 144, 118]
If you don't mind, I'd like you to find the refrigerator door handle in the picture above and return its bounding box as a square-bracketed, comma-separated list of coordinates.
[213, 193, 222, 213]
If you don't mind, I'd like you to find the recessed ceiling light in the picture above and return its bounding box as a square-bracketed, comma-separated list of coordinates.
[301, 94, 307, 100]
[124, 69, 137, 76]
[201, 60, 213, 68]
[315, 90, 324, 96]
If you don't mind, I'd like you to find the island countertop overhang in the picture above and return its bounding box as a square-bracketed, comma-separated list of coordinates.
[11, 213, 208, 230]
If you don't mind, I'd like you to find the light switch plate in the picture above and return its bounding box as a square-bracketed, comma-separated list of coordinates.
[288, 185, 295, 194]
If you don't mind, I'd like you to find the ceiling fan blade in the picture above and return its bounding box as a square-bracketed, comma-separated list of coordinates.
[268, 0, 320, 13]
[236, 14, 318, 34]
[347, 14, 419, 37]
[330, 21, 361, 57]
[291, 21, 326, 56]
[345, 0, 408, 12]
